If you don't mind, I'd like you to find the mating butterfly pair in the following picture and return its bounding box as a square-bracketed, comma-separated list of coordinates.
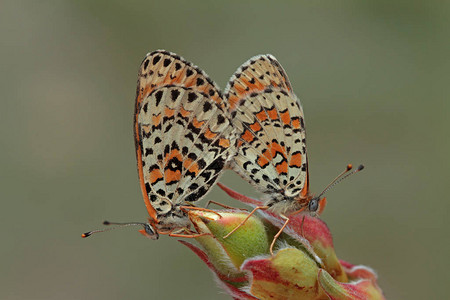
[83, 50, 362, 254]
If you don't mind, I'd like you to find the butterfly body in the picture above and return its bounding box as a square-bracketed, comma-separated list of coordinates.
[259, 192, 312, 216]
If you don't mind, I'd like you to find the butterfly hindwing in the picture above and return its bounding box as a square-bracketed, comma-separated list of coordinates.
[134, 51, 234, 221]
[227, 55, 309, 200]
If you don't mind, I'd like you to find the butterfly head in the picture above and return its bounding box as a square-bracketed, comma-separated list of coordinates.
[138, 223, 159, 240]
[307, 196, 327, 216]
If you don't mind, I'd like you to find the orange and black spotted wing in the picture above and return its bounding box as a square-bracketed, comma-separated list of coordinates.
[226, 55, 309, 200]
[134, 50, 235, 223]
[224, 54, 292, 111]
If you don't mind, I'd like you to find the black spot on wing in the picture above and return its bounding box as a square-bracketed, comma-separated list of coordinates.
[163, 58, 171, 67]
[188, 92, 198, 102]
[143, 59, 150, 70]
[153, 55, 161, 65]
[171, 89, 180, 100]
[182, 146, 189, 156]
[154, 90, 164, 106]
[203, 101, 212, 112]
[145, 183, 151, 194]
[145, 148, 153, 156]
[196, 78, 205, 86]
[217, 114, 225, 125]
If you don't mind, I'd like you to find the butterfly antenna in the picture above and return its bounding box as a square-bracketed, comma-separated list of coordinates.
[81, 221, 154, 238]
[317, 164, 364, 199]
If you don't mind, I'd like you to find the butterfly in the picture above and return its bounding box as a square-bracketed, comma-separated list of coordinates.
[219, 54, 363, 254]
[82, 50, 236, 239]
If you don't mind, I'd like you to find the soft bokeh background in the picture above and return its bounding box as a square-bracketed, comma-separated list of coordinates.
[1, 1, 448, 299]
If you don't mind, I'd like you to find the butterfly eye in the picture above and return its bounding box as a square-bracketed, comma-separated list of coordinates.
[308, 198, 319, 212]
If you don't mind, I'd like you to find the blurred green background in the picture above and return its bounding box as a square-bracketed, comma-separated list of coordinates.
[1, 1, 448, 299]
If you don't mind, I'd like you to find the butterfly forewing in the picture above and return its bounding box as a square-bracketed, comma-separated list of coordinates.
[136, 50, 224, 110]
[224, 54, 293, 110]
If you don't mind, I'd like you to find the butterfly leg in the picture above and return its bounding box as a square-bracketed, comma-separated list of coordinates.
[159, 227, 211, 239]
[223, 206, 269, 239]
[205, 200, 248, 211]
[180, 205, 223, 219]
[300, 215, 306, 237]
[270, 214, 290, 256]
[168, 231, 211, 238]
[288, 207, 307, 237]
